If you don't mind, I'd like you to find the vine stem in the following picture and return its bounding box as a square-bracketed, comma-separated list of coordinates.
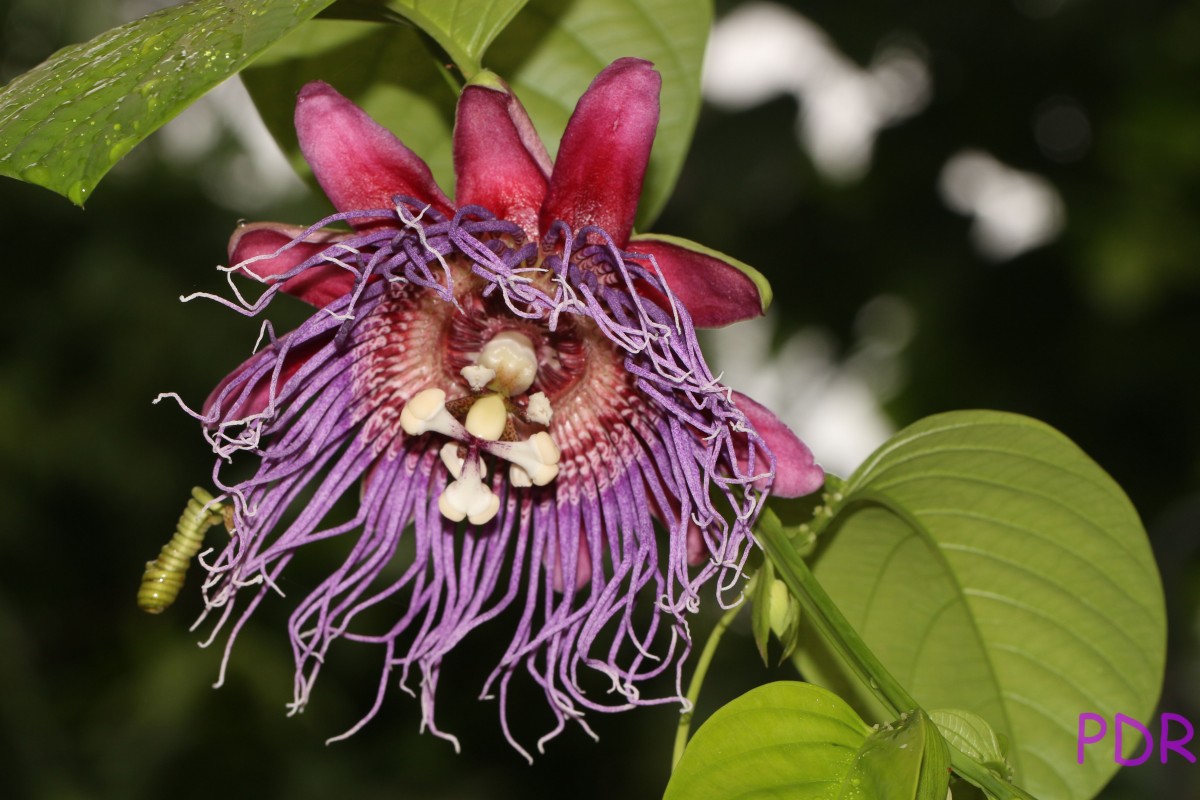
[755, 507, 1039, 800]
[672, 603, 742, 769]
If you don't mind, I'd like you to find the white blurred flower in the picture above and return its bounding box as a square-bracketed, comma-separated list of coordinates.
[704, 2, 930, 182]
[939, 149, 1065, 261]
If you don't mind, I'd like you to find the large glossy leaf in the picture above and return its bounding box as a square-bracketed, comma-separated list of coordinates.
[796, 411, 1166, 800]
[382, 0, 528, 76]
[241, 20, 458, 196]
[0, 0, 338, 205]
[488, 0, 710, 228]
[667, 682, 947, 800]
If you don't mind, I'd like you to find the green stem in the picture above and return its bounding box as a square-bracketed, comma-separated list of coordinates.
[756, 508, 1038, 800]
[756, 510, 913, 716]
[672, 603, 742, 770]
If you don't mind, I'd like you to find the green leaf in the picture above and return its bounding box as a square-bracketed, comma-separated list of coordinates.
[242, 20, 458, 195]
[840, 710, 951, 800]
[796, 411, 1166, 800]
[930, 709, 1012, 784]
[0, 0, 338, 205]
[666, 682, 872, 800]
[373, 0, 529, 77]
[669, 682, 950, 800]
[486, 0, 710, 228]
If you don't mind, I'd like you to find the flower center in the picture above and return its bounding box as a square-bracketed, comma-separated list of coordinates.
[399, 329, 562, 525]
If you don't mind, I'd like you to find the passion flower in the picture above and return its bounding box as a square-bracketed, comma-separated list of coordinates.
[165, 58, 822, 758]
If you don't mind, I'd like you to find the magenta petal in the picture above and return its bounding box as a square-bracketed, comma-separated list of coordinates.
[229, 223, 356, 308]
[203, 349, 268, 417]
[202, 336, 321, 419]
[734, 391, 824, 498]
[629, 234, 770, 328]
[295, 82, 453, 225]
[454, 79, 551, 240]
[686, 522, 708, 566]
[539, 58, 661, 244]
[548, 530, 592, 592]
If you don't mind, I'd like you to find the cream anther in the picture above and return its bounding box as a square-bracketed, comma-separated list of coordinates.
[465, 393, 508, 441]
[438, 456, 499, 525]
[478, 330, 537, 396]
[490, 431, 560, 486]
[526, 391, 553, 425]
[509, 465, 533, 487]
[461, 364, 496, 391]
[400, 388, 458, 437]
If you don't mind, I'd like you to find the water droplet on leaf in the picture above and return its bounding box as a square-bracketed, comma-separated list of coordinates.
[67, 180, 90, 205]
[109, 138, 136, 161]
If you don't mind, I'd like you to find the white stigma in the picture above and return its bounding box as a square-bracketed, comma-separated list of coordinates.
[477, 330, 537, 396]
[460, 364, 496, 391]
[526, 391, 553, 425]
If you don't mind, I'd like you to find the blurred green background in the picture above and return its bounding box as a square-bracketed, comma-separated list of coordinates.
[1, 0, 1197, 797]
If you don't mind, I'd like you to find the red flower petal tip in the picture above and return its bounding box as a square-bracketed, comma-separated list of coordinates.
[295, 81, 452, 225]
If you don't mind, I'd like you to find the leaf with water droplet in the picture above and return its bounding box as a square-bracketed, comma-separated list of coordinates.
[108, 138, 137, 162]
[0, 0, 339, 206]
[20, 165, 51, 185]
[66, 180, 88, 205]
[838, 709, 951, 800]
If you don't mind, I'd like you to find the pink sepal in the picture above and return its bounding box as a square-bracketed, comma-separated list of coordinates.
[629, 235, 768, 328]
[548, 529, 592, 592]
[202, 337, 320, 420]
[454, 82, 551, 241]
[539, 58, 661, 245]
[228, 223, 357, 308]
[296, 82, 453, 226]
[734, 391, 824, 498]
